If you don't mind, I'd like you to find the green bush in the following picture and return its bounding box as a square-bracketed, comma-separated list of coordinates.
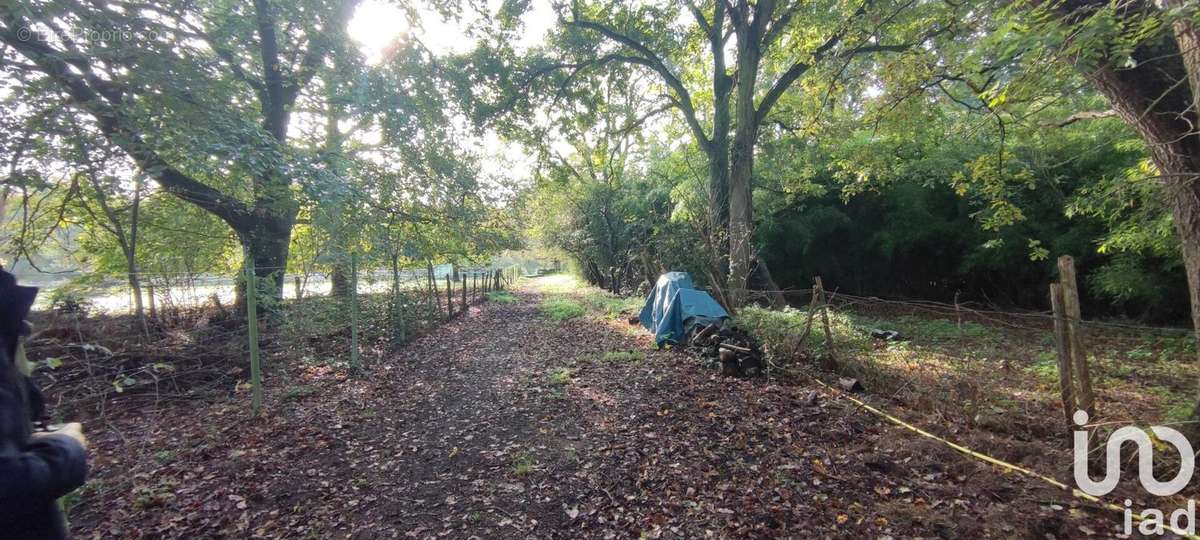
[541, 299, 585, 322]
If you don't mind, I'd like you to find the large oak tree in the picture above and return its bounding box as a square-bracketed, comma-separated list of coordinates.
[0, 0, 357, 300]
[543, 0, 960, 306]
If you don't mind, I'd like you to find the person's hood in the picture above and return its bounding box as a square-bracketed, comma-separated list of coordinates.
[0, 270, 37, 360]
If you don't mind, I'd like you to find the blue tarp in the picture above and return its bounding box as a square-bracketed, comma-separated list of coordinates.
[638, 272, 729, 346]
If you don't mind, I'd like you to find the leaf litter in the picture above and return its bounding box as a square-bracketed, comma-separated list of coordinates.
[62, 288, 1131, 538]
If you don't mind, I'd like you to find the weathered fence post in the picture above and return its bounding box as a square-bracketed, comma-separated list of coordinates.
[816, 276, 836, 359]
[798, 285, 820, 346]
[1057, 255, 1095, 416]
[147, 284, 157, 320]
[350, 251, 361, 371]
[446, 275, 453, 319]
[461, 274, 467, 312]
[1050, 283, 1076, 429]
[428, 261, 441, 314]
[954, 290, 962, 331]
[244, 251, 263, 415]
[295, 276, 303, 300]
[391, 255, 405, 344]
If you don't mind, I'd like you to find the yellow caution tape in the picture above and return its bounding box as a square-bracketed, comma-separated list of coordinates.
[805, 373, 1198, 539]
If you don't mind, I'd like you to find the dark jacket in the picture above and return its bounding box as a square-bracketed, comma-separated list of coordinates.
[0, 271, 88, 539]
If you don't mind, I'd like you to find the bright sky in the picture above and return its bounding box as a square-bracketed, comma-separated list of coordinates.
[348, 0, 555, 61]
[347, 0, 556, 185]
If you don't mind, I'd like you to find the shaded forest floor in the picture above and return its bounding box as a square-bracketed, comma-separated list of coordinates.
[56, 276, 1157, 538]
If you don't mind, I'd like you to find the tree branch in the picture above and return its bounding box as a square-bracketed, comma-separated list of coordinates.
[565, 16, 712, 152]
[0, 13, 252, 230]
[1046, 109, 1118, 127]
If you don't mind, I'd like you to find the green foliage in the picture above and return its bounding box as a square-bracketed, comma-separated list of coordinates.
[886, 316, 997, 343]
[581, 292, 642, 319]
[600, 350, 644, 362]
[735, 306, 872, 362]
[1028, 351, 1059, 383]
[46, 287, 95, 316]
[540, 299, 585, 322]
[511, 452, 536, 476]
[547, 368, 575, 385]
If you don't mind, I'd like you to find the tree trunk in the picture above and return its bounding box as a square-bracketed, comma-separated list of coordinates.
[706, 2, 733, 292]
[128, 172, 146, 333]
[391, 253, 405, 342]
[237, 212, 296, 308]
[126, 257, 147, 335]
[331, 263, 351, 297]
[727, 8, 765, 309]
[1068, 2, 1200, 438]
[752, 255, 788, 308]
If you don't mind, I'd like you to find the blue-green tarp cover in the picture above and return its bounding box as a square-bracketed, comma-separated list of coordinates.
[639, 272, 729, 346]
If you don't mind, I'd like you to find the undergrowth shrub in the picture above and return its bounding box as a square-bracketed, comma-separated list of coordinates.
[541, 299, 585, 322]
[735, 306, 903, 395]
[735, 306, 871, 364]
[581, 291, 642, 319]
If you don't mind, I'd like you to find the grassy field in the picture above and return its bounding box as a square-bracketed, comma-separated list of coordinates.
[527, 273, 1198, 448]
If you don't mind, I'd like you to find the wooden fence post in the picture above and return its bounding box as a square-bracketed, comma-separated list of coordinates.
[461, 274, 467, 312]
[816, 276, 837, 359]
[1057, 255, 1095, 416]
[798, 285, 820, 346]
[954, 290, 962, 331]
[446, 274, 453, 320]
[295, 276, 303, 300]
[244, 251, 263, 415]
[1050, 283, 1076, 429]
[147, 284, 157, 320]
[350, 251, 361, 371]
[428, 262, 441, 314]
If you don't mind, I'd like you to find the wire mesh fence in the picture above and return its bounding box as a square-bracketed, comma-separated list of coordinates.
[22, 260, 527, 420]
[732, 279, 1198, 444]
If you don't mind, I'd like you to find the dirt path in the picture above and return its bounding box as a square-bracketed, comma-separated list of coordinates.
[73, 282, 1125, 538]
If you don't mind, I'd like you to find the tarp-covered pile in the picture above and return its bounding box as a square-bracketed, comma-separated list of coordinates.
[638, 272, 728, 347]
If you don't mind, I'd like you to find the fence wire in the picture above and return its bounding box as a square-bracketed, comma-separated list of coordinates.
[22, 262, 526, 420]
[731, 283, 1199, 446]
